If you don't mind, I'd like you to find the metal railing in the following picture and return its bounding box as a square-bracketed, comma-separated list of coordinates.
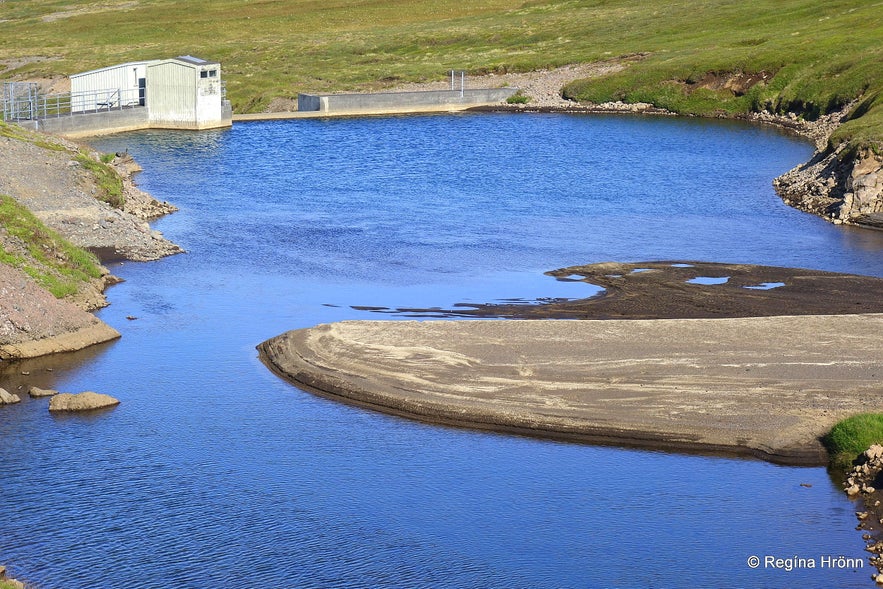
[2, 84, 144, 121]
[2, 82, 39, 121]
[2, 80, 227, 122]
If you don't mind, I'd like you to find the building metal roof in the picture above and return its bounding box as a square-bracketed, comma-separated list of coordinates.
[174, 55, 220, 66]
[72, 56, 219, 78]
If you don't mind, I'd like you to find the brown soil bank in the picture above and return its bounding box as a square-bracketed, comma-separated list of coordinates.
[0, 264, 120, 360]
[259, 313, 883, 466]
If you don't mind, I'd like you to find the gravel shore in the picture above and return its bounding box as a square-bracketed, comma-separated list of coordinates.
[0, 127, 182, 359]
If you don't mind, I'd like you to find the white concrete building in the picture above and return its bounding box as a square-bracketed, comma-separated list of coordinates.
[146, 56, 228, 130]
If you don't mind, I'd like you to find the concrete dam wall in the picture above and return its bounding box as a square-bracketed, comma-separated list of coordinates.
[298, 88, 518, 115]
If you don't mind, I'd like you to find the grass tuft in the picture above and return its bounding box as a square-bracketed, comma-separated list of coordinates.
[505, 89, 530, 104]
[823, 414, 883, 468]
[75, 152, 124, 208]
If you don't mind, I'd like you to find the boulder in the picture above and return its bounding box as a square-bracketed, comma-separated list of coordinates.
[48, 391, 119, 412]
[28, 386, 58, 398]
[0, 387, 21, 405]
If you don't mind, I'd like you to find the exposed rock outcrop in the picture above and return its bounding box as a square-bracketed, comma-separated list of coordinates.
[48, 391, 120, 412]
[841, 151, 883, 227]
[774, 146, 883, 229]
[764, 99, 883, 229]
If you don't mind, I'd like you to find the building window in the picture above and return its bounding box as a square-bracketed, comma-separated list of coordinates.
[200, 70, 209, 78]
[209, 70, 217, 77]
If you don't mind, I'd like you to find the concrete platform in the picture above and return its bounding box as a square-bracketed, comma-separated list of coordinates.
[233, 103, 490, 121]
[259, 315, 883, 465]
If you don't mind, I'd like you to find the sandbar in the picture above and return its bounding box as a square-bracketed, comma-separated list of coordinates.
[259, 314, 883, 465]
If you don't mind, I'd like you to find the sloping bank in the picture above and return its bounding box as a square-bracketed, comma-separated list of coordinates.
[259, 314, 883, 465]
[0, 122, 182, 360]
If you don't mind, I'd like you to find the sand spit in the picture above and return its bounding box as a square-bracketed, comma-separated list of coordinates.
[259, 314, 883, 465]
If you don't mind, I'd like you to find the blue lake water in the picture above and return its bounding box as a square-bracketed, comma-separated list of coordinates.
[2, 113, 883, 588]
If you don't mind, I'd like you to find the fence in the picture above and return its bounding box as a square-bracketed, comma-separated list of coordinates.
[1, 83, 144, 122]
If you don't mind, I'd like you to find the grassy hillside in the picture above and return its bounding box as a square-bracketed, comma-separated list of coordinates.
[0, 193, 103, 299]
[0, 121, 106, 299]
[0, 0, 880, 149]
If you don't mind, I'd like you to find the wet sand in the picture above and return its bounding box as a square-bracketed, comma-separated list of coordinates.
[259, 313, 883, 466]
[353, 261, 883, 319]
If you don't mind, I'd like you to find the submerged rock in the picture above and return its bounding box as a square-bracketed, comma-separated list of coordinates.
[48, 391, 119, 412]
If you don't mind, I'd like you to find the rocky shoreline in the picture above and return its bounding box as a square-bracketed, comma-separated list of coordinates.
[843, 446, 883, 583]
[0, 126, 183, 361]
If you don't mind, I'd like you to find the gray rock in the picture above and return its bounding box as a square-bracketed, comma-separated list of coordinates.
[48, 391, 120, 412]
[28, 386, 58, 398]
[0, 387, 21, 405]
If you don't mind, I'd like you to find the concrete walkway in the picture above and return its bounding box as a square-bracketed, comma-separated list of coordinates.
[232, 103, 484, 121]
[259, 315, 883, 465]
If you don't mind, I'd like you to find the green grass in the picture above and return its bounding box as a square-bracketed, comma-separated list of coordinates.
[0, 194, 103, 298]
[1, 120, 67, 151]
[74, 152, 124, 208]
[0, 0, 881, 149]
[506, 90, 530, 105]
[823, 414, 883, 468]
